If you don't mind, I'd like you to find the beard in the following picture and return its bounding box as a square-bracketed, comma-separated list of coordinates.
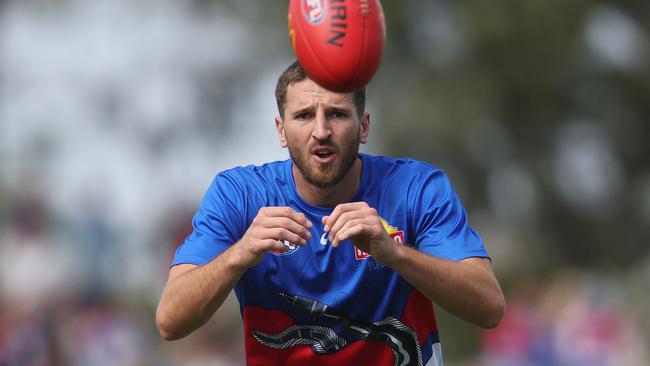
[288, 132, 360, 189]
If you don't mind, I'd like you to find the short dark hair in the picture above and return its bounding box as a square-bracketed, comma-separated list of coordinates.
[275, 61, 365, 118]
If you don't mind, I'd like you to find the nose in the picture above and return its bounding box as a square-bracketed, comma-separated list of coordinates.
[312, 110, 331, 141]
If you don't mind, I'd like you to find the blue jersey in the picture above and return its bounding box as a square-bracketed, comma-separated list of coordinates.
[172, 154, 489, 366]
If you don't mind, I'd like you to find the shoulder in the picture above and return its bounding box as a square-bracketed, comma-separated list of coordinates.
[199, 160, 290, 218]
[362, 153, 448, 182]
[214, 159, 289, 189]
[204, 159, 291, 208]
[362, 154, 455, 207]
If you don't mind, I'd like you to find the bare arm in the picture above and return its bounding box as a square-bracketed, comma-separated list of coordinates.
[382, 248, 504, 328]
[155, 250, 247, 340]
[156, 207, 312, 340]
[324, 202, 505, 329]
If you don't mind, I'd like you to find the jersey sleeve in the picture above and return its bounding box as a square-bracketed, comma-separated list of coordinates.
[412, 169, 489, 261]
[171, 173, 246, 267]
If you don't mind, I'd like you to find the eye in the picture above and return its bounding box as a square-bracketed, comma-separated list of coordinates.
[294, 112, 313, 120]
[330, 111, 348, 119]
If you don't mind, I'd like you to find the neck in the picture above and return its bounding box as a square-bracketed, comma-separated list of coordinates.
[293, 157, 362, 207]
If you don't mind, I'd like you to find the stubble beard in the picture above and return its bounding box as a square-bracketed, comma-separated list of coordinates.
[288, 133, 360, 189]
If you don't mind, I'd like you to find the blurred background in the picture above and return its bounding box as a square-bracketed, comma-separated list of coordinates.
[0, 0, 648, 365]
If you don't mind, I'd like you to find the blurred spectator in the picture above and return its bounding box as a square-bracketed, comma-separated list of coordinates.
[480, 271, 649, 366]
[70, 196, 123, 300]
[57, 296, 144, 366]
[0, 307, 59, 366]
[0, 187, 76, 309]
[479, 277, 551, 365]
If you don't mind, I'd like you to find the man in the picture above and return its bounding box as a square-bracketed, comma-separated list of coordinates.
[156, 61, 505, 366]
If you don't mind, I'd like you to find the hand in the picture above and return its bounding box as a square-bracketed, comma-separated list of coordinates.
[322, 202, 399, 265]
[233, 207, 312, 268]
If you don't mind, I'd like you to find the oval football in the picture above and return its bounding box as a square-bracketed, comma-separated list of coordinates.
[288, 0, 385, 92]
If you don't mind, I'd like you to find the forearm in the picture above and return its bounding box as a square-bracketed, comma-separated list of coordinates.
[386, 245, 505, 329]
[156, 207, 313, 340]
[156, 245, 248, 340]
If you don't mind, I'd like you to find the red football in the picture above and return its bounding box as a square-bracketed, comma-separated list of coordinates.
[288, 0, 386, 93]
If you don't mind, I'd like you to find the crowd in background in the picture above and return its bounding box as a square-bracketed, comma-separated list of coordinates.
[1, 0, 649, 365]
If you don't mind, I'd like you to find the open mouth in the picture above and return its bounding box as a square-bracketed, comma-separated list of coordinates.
[312, 147, 336, 163]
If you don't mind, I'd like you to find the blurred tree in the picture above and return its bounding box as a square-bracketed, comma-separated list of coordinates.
[373, 0, 650, 270]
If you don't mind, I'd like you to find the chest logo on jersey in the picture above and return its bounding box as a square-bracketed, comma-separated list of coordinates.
[354, 217, 405, 260]
[270, 240, 300, 256]
[251, 292, 424, 365]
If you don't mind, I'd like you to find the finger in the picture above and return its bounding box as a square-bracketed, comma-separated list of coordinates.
[260, 217, 312, 241]
[328, 211, 359, 244]
[331, 218, 370, 247]
[335, 224, 371, 247]
[250, 239, 289, 255]
[322, 204, 352, 232]
[260, 207, 313, 228]
[289, 210, 313, 229]
[324, 202, 368, 232]
[268, 227, 308, 246]
[265, 239, 292, 253]
[329, 208, 373, 240]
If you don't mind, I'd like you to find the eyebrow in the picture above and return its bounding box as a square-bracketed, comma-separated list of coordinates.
[290, 104, 353, 115]
[290, 106, 315, 117]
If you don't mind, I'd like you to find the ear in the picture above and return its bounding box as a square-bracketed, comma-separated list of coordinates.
[275, 116, 288, 148]
[359, 112, 370, 144]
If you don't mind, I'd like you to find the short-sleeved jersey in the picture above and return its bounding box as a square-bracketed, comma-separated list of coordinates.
[172, 154, 489, 366]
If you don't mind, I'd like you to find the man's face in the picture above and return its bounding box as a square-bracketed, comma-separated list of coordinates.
[276, 79, 369, 188]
